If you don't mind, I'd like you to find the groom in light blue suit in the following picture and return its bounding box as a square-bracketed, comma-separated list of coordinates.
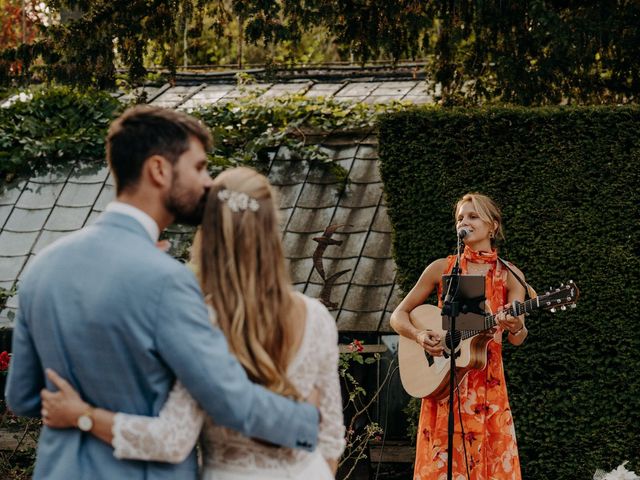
[6, 106, 320, 479]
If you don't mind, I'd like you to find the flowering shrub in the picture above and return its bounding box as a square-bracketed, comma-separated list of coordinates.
[338, 340, 396, 479]
[0, 91, 33, 108]
[0, 351, 10, 373]
[594, 462, 639, 480]
[0, 350, 40, 479]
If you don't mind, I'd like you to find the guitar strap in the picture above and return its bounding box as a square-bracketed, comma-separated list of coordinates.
[498, 257, 537, 300]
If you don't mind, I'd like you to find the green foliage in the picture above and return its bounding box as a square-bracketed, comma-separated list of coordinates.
[0, 410, 39, 479]
[5, 1, 640, 104]
[0, 286, 16, 311]
[0, 85, 406, 190]
[378, 106, 640, 478]
[191, 91, 409, 182]
[0, 86, 121, 183]
[338, 341, 386, 480]
[428, 1, 640, 105]
[0, 345, 39, 479]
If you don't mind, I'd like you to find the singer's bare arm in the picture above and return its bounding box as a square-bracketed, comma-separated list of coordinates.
[390, 258, 449, 357]
[500, 265, 528, 346]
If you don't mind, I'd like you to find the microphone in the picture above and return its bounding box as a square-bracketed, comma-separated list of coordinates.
[457, 228, 470, 240]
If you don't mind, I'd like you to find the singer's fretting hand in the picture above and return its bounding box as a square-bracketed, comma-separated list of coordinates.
[416, 330, 444, 356]
[495, 307, 523, 333]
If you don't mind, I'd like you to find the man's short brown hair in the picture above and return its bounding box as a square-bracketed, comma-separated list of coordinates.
[106, 106, 212, 194]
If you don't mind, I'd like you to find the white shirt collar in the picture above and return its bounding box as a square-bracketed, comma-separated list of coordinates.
[105, 201, 160, 241]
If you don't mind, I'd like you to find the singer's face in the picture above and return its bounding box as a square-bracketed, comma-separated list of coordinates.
[456, 202, 494, 244]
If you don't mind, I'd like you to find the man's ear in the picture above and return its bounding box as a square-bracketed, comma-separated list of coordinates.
[146, 155, 172, 188]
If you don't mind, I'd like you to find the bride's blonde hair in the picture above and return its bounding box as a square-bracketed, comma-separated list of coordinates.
[197, 167, 300, 399]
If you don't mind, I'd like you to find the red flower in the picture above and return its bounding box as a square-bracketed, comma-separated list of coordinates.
[0, 351, 10, 372]
[350, 339, 364, 352]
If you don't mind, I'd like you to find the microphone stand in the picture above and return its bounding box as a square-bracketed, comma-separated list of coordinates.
[441, 233, 463, 480]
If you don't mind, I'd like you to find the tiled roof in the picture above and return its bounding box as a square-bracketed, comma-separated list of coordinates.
[0, 78, 431, 331]
[114, 78, 435, 109]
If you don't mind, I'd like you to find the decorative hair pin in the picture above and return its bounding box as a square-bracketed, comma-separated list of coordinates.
[217, 189, 260, 213]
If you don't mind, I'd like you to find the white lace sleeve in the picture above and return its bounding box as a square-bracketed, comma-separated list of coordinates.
[112, 381, 205, 463]
[314, 305, 346, 460]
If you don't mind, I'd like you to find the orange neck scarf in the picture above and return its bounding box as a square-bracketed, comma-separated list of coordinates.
[462, 245, 497, 266]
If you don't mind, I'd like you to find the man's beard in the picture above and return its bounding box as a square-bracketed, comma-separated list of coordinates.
[166, 182, 208, 226]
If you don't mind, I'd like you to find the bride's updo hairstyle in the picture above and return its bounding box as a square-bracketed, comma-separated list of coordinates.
[198, 167, 300, 400]
[455, 193, 505, 247]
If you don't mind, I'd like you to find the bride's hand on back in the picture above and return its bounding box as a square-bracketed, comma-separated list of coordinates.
[306, 387, 321, 410]
[40, 369, 91, 429]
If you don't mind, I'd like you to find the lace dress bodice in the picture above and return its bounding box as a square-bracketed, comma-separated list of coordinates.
[111, 294, 345, 473]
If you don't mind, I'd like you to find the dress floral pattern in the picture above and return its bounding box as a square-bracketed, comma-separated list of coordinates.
[111, 294, 345, 478]
[413, 249, 522, 480]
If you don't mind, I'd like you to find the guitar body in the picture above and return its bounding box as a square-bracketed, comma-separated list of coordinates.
[398, 304, 493, 400]
[398, 281, 579, 400]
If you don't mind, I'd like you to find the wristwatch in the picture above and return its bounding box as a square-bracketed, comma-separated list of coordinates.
[77, 408, 94, 432]
[510, 325, 526, 336]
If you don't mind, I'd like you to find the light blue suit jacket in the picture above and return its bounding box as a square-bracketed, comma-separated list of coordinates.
[6, 211, 319, 479]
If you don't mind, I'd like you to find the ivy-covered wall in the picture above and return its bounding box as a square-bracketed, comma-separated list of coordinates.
[378, 106, 640, 480]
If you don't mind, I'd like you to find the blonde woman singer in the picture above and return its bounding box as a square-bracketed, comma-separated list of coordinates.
[391, 193, 527, 480]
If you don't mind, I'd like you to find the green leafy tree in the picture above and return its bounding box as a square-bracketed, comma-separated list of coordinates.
[3, 1, 640, 104]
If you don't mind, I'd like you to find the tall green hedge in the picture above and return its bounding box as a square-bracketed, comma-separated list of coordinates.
[378, 106, 640, 480]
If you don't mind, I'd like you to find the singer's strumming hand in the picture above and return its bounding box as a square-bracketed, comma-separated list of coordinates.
[416, 330, 444, 356]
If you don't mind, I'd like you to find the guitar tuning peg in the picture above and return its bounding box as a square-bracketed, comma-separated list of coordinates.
[525, 312, 530, 316]
[570, 304, 577, 309]
[561, 305, 567, 311]
[560, 283, 564, 287]
[569, 280, 573, 284]
[550, 307, 557, 313]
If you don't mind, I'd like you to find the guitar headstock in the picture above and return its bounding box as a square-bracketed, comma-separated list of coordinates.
[538, 280, 580, 313]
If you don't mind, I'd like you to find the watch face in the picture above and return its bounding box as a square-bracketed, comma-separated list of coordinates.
[78, 415, 93, 432]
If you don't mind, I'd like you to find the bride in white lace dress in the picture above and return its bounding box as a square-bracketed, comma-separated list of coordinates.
[41, 167, 345, 479]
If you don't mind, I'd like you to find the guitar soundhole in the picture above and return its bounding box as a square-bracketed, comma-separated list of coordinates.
[445, 331, 462, 351]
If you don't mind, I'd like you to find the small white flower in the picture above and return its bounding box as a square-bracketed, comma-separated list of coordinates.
[217, 189, 259, 213]
[247, 197, 259, 212]
[1, 92, 33, 108]
[217, 189, 231, 202]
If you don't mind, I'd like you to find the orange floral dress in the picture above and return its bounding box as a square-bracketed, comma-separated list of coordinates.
[413, 247, 522, 480]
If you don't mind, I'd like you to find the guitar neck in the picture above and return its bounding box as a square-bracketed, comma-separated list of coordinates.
[459, 297, 538, 340]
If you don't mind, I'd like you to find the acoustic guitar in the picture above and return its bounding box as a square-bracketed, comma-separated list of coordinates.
[398, 281, 580, 400]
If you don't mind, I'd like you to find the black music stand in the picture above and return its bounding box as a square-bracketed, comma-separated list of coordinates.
[441, 274, 486, 331]
[440, 274, 487, 480]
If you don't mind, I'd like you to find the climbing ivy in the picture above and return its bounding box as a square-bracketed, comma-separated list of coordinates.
[0, 85, 410, 187]
[0, 86, 121, 183]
